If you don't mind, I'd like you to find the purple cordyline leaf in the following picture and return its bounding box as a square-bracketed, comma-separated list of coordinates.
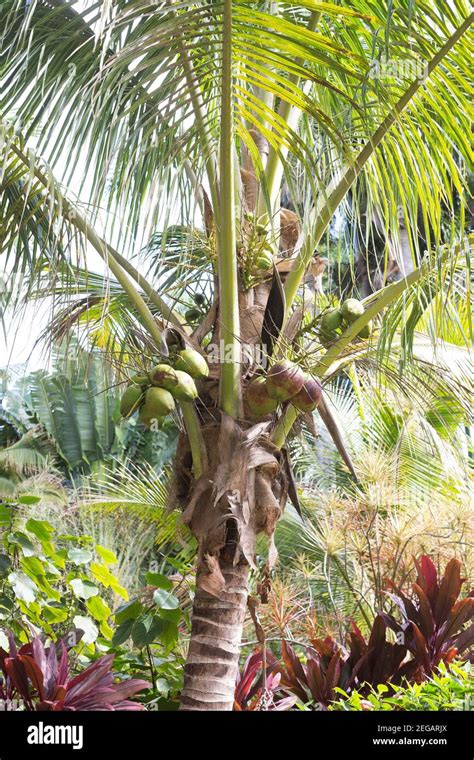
[18, 655, 45, 701]
[1, 632, 149, 711]
[411, 583, 435, 639]
[4, 658, 31, 701]
[434, 559, 463, 626]
[435, 599, 474, 648]
[57, 642, 70, 686]
[451, 624, 474, 656]
[415, 556, 439, 604]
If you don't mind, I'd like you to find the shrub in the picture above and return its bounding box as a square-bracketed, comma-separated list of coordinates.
[234, 650, 296, 711]
[0, 630, 149, 710]
[382, 555, 474, 679]
[265, 556, 474, 710]
[331, 662, 474, 711]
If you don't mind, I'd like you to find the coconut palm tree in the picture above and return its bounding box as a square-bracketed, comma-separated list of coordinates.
[0, 0, 472, 710]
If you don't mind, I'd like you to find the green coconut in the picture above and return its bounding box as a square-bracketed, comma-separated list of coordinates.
[252, 248, 273, 274]
[320, 308, 342, 333]
[291, 373, 323, 412]
[266, 360, 305, 401]
[142, 387, 175, 418]
[169, 370, 198, 402]
[319, 328, 338, 347]
[244, 376, 279, 418]
[340, 298, 364, 324]
[174, 349, 209, 379]
[128, 372, 150, 388]
[185, 307, 202, 323]
[357, 319, 373, 339]
[120, 385, 143, 418]
[150, 363, 178, 390]
[138, 406, 163, 429]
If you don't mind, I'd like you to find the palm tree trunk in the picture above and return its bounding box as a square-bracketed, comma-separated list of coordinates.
[180, 560, 249, 711]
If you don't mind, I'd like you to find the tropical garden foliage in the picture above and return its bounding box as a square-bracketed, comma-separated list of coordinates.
[0, 0, 472, 712]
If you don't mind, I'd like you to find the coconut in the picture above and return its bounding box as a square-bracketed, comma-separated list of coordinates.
[142, 387, 175, 418]
[252, 248, 273, 274]
[340, 298, 364, 323]
[175, 349, 209, 379]
[266, 360, 305, 401]
[185, 307, 202, 323]
[357, 320, 373, 339]
[138, 406, 163, 429]
[320, 308, 342, 333]
[150, 364, 178, 390]
[120, 385, 143, 417]
[319, 328, 338, 347]
[128, 372, 150, 388]
[244, 376, 279, 418]
[291, 373, 323, 412]
[169, 370, 198, 402]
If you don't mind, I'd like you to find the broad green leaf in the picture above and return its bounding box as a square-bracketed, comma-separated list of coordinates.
[0, 554, 12, 574]
[95, 545, 117, 565]
[86, 595, 111, 622]
[112, 618, 135, 646]
[18, 495, 41, 505]
[25, 518, 54, 542]
[73, 615, 99, 644]
[69, 578, 99, 600]
[8, 572, 37, 603]
[20, 556, 45, 578]
[0, 505, 12, 526]
[42, 605, 68, 623]
[8, 532, 35, 557]
[67, 548, 93, 565]
[153, 589, 179, 610]
[115, 599, 143, 624]
[153, 618, 179, 652]
[145, 572, 172, 591]
[131, 615, 163, 649]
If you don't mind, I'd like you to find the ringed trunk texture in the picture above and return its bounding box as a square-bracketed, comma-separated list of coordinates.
[174, 415, 288, 711]
[180, 559, 249, 711]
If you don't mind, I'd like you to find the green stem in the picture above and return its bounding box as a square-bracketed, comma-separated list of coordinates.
[282, 13, 474, 322]
[217, 0, 242, 417]
[112, 251, 186, 331]
[181, 402, 207, 478]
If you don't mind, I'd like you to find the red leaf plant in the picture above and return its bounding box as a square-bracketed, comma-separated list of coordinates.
[382, 556, 474, 680]
[278, 556, 474, 709]
[234, 650, 296, 711]
[0, 632, 150, 711]
[280, 614, 407, 709]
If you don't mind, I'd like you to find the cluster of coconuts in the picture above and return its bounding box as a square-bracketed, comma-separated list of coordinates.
[243, 212, 274, 277]
[244, 360, 322, 420]
[319, 298, 373, 347]
[119, 348, 209, 427]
